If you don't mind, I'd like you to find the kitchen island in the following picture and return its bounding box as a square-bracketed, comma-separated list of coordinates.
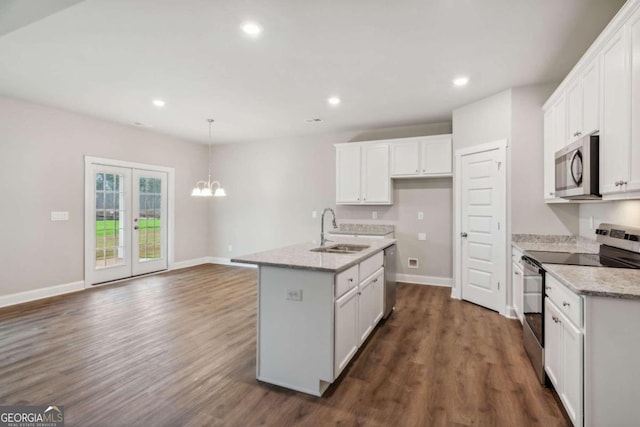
[232, 238, 396, 396]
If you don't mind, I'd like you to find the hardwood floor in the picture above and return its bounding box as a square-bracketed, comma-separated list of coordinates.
[0, 264, 569, 426]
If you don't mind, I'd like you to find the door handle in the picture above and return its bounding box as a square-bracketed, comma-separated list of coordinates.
[460, 232, 468, 238]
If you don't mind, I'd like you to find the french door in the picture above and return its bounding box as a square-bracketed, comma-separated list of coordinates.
[85, 163, 168, 286]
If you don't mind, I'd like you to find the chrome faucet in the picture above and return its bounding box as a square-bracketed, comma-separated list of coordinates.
[320, 208, 338, 246]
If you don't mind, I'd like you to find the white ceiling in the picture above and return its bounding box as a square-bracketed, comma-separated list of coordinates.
[0, 0, 626, 144]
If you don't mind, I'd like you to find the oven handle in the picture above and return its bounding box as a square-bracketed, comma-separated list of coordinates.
[521, 256, 544, 274]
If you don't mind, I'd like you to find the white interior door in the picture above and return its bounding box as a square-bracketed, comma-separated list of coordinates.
[459, 146, 506, 312]
[86, 163, 168, 286]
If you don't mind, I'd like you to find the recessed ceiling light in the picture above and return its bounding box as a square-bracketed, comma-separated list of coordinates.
[241, 21, 262, 36]
[453, 76, 470, 87]
[328, 96, 341, 106]
[152, 99, 166, 107]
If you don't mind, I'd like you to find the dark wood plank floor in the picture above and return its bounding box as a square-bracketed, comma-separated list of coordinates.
[0, 264, 569, 426]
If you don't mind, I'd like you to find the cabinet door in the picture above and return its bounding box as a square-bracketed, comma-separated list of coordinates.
[628, 8, 640, 193]
[390, 141, 420, 176]
[421, 137, 452, 175]
[601, 27, 631, 195]
[336, 145, 362, 204]
[358, 279, 374, 344]
[362, 143, 391, 204]
[544, 298, 562, 389]
[334, 286, 359, 378]
[561, 312, 584, 427]
[566, 78, 583, 142]
[512, 262, 523, 322]
[543, 109, 558, 201]
[582, 57, 600, 136]
[553, 95, 567, 151]
[371, 269, 384, 325]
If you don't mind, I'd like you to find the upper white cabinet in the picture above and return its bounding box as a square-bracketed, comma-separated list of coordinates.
[600, 27, 630, 195]
[335, 142, 391, 205]
[390, 135, 452, 177]
[542, 0, 640, 201]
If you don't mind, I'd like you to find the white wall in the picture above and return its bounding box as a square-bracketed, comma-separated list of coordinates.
[579, 201, 640, 237]
[0, 96, 211, 296]
[210, 122, 454, 279]
[452, 90, 512, 151]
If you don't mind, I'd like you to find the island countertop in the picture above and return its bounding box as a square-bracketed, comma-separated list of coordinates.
[231, 237, 396, 273]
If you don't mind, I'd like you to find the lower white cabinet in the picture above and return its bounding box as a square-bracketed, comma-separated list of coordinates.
[545, 296, 583, 427]
[512, 261, 523, 322]
[334, 266, 384, 378]
[334, 286, 359, 377]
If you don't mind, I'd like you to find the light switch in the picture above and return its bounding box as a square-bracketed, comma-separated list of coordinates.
[228, 245, 233, 252]
[418, 233, 426, 241]
[418, 212, 424, 220]
[312, 211, 317, 219]
[51, 211, 69, 221]
[372, 211, 378, 219]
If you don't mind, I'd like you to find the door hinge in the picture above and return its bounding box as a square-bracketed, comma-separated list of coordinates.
[497, 161, 502, 170]
[498, 281, 500, 290]
[498, 222, 501, 231]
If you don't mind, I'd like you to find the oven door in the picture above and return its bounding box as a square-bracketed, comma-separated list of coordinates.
[521, 256, 546, 384]
[555, 140, 584, 198]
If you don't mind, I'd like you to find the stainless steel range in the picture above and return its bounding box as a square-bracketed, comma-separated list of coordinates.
[520, 223, 640, 385]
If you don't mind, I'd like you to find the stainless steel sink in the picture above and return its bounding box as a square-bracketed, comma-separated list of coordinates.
[310, 244, 370, 254]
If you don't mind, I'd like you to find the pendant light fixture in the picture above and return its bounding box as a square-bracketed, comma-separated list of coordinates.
[191, 119, 226, 197]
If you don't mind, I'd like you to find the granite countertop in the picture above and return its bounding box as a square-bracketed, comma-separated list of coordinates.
[328, 223, 395, 236]
[512, 234, 640, 300]
[231, 237, 396, 273]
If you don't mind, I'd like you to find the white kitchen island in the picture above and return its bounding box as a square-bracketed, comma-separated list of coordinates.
[232, 238, 396, 396]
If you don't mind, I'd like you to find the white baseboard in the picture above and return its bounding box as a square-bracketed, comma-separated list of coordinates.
[0, 280, 85, 308]
[395, 273, 452, 287]
[503, 305, 519, 319]
[210, 257, 258, 268]
[170, 257, 215, 270]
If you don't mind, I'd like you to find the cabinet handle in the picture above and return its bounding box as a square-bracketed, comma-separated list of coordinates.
[545, 286, 552, 290]
[357, 292, 362, 296]
[615, 181, 620, 187]
[348, 278, 353, 282]
[549, 192, 555, 196]
[622, 181, 628, 185]
[552, 316, 561, 324]
[373, 278, 378, 283]
[415, 169, 419, 173]
[562, 301, 570, 307]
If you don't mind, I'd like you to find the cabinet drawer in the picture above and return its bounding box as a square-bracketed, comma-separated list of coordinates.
[335, 265, 359, 298]
[360, 251, 384, 281]
[546, 274, 582, 327]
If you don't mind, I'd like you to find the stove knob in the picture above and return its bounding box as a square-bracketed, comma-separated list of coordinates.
[625, 234, 639, 242]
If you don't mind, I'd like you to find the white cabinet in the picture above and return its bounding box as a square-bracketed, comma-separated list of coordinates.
[362, 143, 392, 203]
[390, 140, 420, 176]
[566, 58, 600, 144]
[334, 286, 359, 378]
[390, 135, 452, 178]
[628, 7, 640, 193]
[511, 260, 523, 322]
[335, 143, 391, 205]
[543, 109, 561, 202]
[358, 276, 374, 344]
[545, 297, 583, 427]
[553, 95, 567, 151]
[600, 26, 631, 196]
[336, 144, 361, 203]
[371, 269, 384, 325]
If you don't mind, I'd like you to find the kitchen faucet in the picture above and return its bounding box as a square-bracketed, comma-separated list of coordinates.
[320, 208, 338, 246]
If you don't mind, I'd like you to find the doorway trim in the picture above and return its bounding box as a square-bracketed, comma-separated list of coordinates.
[452, 139, 509, 315]
[84, 156, 176, 288]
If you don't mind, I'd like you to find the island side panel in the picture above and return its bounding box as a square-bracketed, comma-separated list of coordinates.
[257, 266, 335, 396]
[584, 296, 640, 426]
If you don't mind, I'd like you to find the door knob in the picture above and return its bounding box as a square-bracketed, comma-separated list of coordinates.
[460, 232, 468, 238]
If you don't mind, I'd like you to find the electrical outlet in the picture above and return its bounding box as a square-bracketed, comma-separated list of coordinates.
[418, 212, 424, 220]
[285, 289, 303, 301]
[418, 233, 426, 241]
[51, 211, 69, 221]
[228, 245, 233, 252]
[408, 258, 419, 269]
[312, 211, 317, 219]
[372, 211, 378, 219]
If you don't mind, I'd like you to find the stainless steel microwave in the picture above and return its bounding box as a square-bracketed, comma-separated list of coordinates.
[555, 135, 600, 200]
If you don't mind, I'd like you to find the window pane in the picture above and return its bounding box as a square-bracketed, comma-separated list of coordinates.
[96, 173, 104, 191]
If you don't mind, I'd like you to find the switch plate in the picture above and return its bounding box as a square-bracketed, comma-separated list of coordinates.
[51, 211, 69, 221]
[372, 211, 378, 219]
[228, 245, 233, 252]
[286, 289, 303, 301]
[312, 211, 317, 219]
[418, 212, 424, 220]
[418, 233, 426, 241]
